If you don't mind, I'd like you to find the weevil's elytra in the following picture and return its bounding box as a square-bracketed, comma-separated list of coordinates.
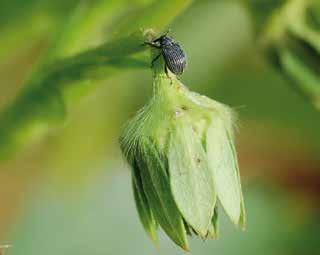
[145, 34, 187, 75]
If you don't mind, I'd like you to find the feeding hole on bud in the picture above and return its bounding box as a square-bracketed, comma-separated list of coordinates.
[181, 105, 188, 111]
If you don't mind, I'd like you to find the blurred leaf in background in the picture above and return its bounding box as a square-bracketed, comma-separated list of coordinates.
[245, 0, 320, 109]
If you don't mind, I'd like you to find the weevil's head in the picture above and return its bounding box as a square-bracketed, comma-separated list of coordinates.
[159, 35, 174, 46]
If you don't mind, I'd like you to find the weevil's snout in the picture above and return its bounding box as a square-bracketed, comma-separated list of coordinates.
[142, 39, 161, 48]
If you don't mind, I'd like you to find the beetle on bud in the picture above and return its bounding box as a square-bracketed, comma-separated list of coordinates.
[144, 32, 187, 76]
[119, 32, 245, 250]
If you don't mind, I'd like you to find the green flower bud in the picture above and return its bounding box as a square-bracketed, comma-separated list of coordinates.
[119, 36, 245, 250]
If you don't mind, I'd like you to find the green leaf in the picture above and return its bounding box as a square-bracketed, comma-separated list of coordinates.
[250, 0, 320, 110]
[132, 164, 158, 245]
[228, 131, 246, 229]
[206, 118, 243, 226]
[115, 0, 194, 35]
[137, 138, 189, 250]
[0, 0, 194, 161]
[0, 31, 147, 160]
[278, 45, 320, 108]
[0, 85, 66, 160]
[241, 0, 287, 34]
[47, 0, 147, 59]
[207, 206, 219, 239]
[169, 124, 216, 237]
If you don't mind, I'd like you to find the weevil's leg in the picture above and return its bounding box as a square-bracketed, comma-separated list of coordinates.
[165, 65, 173, 84]
[151, 53, 161, 68]
[165, 65, 169, 77]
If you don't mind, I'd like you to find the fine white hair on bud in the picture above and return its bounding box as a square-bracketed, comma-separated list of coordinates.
[119, 31, 245, 250]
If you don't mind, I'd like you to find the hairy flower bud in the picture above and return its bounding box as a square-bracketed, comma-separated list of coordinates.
[119, 39, 245, 250]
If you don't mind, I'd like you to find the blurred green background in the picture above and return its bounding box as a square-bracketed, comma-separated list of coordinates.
[0, 0, 319, 254]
